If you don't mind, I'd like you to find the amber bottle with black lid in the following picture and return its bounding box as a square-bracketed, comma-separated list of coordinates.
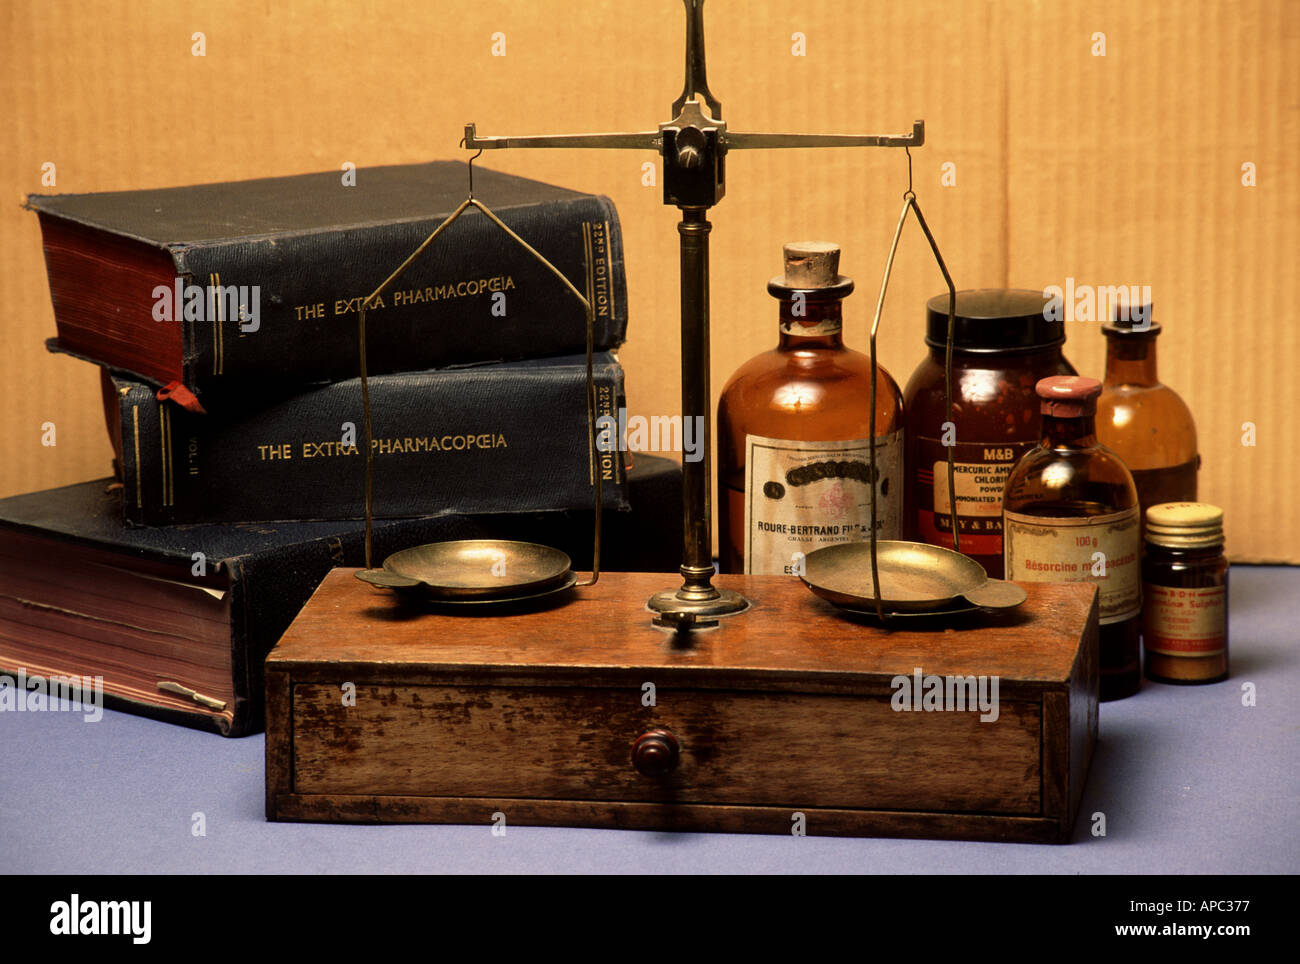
[1142, 502, 1228, 685]
[903, 289, 1075, 578]
[1097, 302, 1199, 533]
[1003, 376, 1142, 701]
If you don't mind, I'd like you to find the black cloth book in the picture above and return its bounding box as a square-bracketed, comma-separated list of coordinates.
[28, 161, 627, 403]
[0, 458, 680, 736]
[109, 352, 628, 525]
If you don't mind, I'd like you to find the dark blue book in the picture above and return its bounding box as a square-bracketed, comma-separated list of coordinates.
[109, 353, 628, 526]
[29, 161, 627, 401]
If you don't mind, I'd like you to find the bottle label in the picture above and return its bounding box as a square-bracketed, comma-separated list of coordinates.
[916, 438, 1035, 556]
[1143, 584, 1226, 656]
[743, 431, 902, 575]
[1003, 506, 1141, 624]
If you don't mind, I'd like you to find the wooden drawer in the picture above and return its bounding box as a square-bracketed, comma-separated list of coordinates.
[267, 570, 1097, 842]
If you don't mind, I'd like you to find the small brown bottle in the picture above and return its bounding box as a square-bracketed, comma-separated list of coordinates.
[1003, 376, 1142, 701]
[1142, 502, 1229, 684]
[717, 242, 904, 575]
[1097, 302, 1199, 531]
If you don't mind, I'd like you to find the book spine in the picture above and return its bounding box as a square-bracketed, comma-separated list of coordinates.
[172, 195, 628, 397]
[116, 356, 628, 525]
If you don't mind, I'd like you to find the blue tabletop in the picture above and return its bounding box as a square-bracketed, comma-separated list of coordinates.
[4, 566, 1297, 874]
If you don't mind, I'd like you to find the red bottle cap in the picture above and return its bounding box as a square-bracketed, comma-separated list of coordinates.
[1036, 375, 1101, 417]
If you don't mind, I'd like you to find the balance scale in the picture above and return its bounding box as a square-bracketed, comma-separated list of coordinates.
[265, 0, 1098, 843]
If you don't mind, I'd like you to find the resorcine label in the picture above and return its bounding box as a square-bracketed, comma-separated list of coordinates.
[1003, 506, 1141, 624]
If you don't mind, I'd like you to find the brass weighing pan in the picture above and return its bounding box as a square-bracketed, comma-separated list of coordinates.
[421, 571, 580, 606]
[801, 541, 1027, 615]
[357, 540, 574, 602]
[356, 564, 579, 606]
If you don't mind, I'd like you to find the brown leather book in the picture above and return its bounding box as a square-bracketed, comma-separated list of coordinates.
[0, 459, 679, 736]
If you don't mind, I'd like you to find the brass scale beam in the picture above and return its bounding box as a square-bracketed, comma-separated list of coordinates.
[465, 0, 923, 628]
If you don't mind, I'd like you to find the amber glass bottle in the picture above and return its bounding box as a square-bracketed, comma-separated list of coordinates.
[903, 289, 1076, 578]
[1003, 376, 1142, 701]
[717, 242, 904, 575]
[1142, 502, 1229, 685]
[1096, 303, 1199, 531]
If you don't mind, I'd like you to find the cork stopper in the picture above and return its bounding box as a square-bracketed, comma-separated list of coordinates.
[782, 241, 841, 288]
[1103, 298, 1160, 336]
[1145, 502, 1224, 548]
[1036, 375, 1101, 418]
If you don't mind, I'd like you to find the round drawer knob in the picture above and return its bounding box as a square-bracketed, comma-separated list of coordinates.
[632, 728, 680, 778]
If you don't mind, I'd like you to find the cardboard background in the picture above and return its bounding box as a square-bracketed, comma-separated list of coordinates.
[2, 0, 1295, 561]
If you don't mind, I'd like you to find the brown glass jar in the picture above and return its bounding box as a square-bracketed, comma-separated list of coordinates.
[903, 289, 1075, 577]
[1142, 502, 1228, 684]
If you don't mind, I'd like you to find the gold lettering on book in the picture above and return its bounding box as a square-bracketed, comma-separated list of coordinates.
[388, 276, 515, 306]
[291, 276, 518, 320]
[371, 434, 508, 455]
[596, 383, 616, 482]
[301, 441, 358, 458]
[584, 221, 612, 319]
[286, 434, 509, 459]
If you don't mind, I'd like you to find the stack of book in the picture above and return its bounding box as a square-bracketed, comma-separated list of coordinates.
[2, 161, 679, 735]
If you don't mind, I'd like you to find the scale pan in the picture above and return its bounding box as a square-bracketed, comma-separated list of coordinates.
[412, 570, 579, 607]
[801, 540, 1026, 614]
[380, 539, 574, 601]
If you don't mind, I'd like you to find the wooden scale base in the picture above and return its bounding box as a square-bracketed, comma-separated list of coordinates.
[265, 569, 1098, 843]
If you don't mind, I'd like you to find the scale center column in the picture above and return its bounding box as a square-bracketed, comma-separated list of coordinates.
[648, 206, 750, 626]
